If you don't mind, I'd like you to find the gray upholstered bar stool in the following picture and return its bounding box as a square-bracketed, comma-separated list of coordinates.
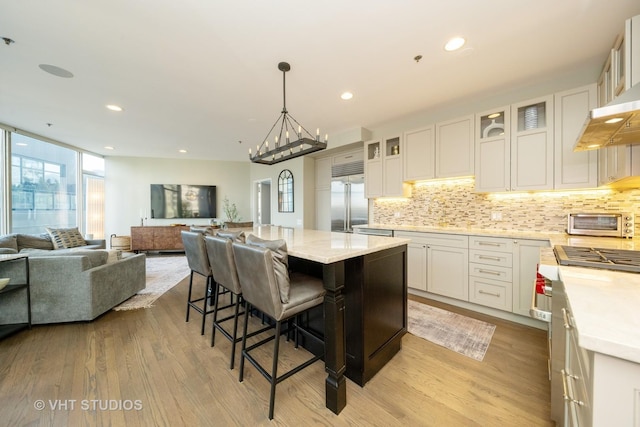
[205, 235, 272, 368]
[232, 240, 325, 420]
[181, 231, 215, 335]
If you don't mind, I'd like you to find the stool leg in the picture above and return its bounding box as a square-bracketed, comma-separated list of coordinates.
[185, 271, 194, 322]
[269, 321, 282, 420]
[200, 276, 211, 335]
[239, 304, 251, 382]
[229, 295, 241, 369]
[211, 281, 221, 347]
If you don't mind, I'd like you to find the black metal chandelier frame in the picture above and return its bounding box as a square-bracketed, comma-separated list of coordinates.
[250, 62, 327, 165]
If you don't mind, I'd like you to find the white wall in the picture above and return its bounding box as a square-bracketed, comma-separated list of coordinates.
[105, 156, 250, 237]
[249, 157, 313, 228]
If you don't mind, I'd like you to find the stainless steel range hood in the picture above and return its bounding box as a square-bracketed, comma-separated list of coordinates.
[573, 84, 640, 151]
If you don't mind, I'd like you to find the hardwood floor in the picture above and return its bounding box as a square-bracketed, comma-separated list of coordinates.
[0, 272, 553, 426]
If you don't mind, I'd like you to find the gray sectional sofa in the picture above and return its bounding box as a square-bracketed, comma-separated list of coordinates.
[0, 232, 146, 324]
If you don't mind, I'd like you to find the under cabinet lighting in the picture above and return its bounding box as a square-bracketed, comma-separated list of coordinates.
[605, 117, 624, 124]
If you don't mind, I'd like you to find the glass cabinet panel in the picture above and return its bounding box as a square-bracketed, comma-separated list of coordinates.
[479, 110, 506, 139]
[367, 141, 380, 160]
[385, 136, 400, 157]
[516, 101, 547, 132]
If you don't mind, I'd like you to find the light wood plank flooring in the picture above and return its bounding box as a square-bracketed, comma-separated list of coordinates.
[0, 270, 553, 426]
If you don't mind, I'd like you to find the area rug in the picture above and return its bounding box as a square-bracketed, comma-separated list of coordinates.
[407, 300, 496, 362]
[113, 255, 190, 310]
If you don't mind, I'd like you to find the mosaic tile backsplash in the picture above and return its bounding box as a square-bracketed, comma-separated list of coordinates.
[373, 179, 640, 233]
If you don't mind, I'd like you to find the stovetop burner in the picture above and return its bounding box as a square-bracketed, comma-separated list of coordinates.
[554, 246, 640, 273]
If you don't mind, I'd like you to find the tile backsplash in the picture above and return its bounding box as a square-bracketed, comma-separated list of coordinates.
[373, 179, 640, 233]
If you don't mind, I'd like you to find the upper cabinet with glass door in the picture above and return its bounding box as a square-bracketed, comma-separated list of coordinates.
[474, 107, 511, 192]
[510, 95, 554, 191]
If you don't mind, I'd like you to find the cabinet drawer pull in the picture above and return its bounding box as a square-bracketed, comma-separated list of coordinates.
[479, 289, 501, 297]
[478, 242, 501, 247]
[561, 369, 584, 406]
[478, 255, 502, 261]
[478, 269, 501, 276]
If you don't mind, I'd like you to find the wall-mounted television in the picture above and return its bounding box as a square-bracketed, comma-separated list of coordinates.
[150, 184, 216, 219]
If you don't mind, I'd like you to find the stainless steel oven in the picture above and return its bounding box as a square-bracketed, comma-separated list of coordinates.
[567, 212, 634, 238]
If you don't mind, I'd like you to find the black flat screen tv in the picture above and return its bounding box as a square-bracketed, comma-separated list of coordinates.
[150, 184, 217, 219]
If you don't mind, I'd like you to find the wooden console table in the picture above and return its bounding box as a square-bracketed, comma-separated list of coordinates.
[130, 225, 190, 252]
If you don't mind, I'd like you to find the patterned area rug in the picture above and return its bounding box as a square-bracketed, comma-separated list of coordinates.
[408, 300, 496, 362]
[113, 255, 190, 310]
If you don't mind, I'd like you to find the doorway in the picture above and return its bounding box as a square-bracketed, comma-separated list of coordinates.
[254, 179, 271, 225]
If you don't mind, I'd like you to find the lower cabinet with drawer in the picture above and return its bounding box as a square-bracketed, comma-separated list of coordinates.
[398, 230, 548, 320]
[395, 231, 468, 300]
[554, 283, 640, 427]
[468, 236, 514, 311]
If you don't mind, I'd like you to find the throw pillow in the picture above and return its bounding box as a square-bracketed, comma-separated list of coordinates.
[245, 234, 290, 303]
[0, 234, 18, 252]
[216, 230, 246, 243]
[46, 227, 87, 249]
[17, 233, 54, 251]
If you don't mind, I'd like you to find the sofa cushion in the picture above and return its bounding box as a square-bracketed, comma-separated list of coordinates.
[0, 234, 18, 252]
[17, 233, 54, 251]
[0, 248, 18, 254]
[46, 227, 87, 249]
[22, 248, 109, 268]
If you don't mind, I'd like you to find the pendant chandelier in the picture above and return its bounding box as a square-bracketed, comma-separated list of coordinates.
[249, 62, 327, 165]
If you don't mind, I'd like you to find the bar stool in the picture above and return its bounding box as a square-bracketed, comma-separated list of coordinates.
[232, 240, 325, 420]
[181, 231, 215, 335]
[205, 235, 272, 369]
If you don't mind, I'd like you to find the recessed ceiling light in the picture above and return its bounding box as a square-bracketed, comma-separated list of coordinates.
[106, 104, 123, 112]
[341, 92, 353, 100]
[104, 146, 114, 150]
[39, 64, 74, 78]
[605, 117, 624, 124]
[444, 37, 466, 52]
[179, 149, 187, 153]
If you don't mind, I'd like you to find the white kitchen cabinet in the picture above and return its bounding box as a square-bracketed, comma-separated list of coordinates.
[428, 245, 469, 300]
[512, 238, 548, 317]
[395, 231, 468, 298]
[554, 84, 599, 189]
[598, 143, 640, 186]
[559, 296, 640, 427]
[435, 115, 474, 178]
[364, 139, 383, 198]
[598, 14, 639, 105]
[315, 156, 332, 190]
[597, 54, 613, 107]
[474, 106, 511, 192]
[406, 241, 427, 291]
[403, 125, 435, 181]
[364, 137, 409, 198]
[468, 236, 514, 312]
[511, 95, 554, 191]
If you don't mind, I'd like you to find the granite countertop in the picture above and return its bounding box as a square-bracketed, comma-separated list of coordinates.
[357, 223, 640, 364]
[246, 225, 410, 264]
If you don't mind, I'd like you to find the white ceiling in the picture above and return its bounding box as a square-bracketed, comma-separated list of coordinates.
[2, 1, 640, 162]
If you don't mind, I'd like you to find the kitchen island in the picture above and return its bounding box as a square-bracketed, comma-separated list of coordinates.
[247, 226, 409, 415]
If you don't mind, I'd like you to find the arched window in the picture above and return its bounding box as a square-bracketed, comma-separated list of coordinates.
[277, 169, 294, 212]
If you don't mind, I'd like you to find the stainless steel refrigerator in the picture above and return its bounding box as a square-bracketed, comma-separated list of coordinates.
[331, 174, 368, 232]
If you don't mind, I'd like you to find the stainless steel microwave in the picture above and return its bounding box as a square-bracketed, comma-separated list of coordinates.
[567, 213, 634, 238]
